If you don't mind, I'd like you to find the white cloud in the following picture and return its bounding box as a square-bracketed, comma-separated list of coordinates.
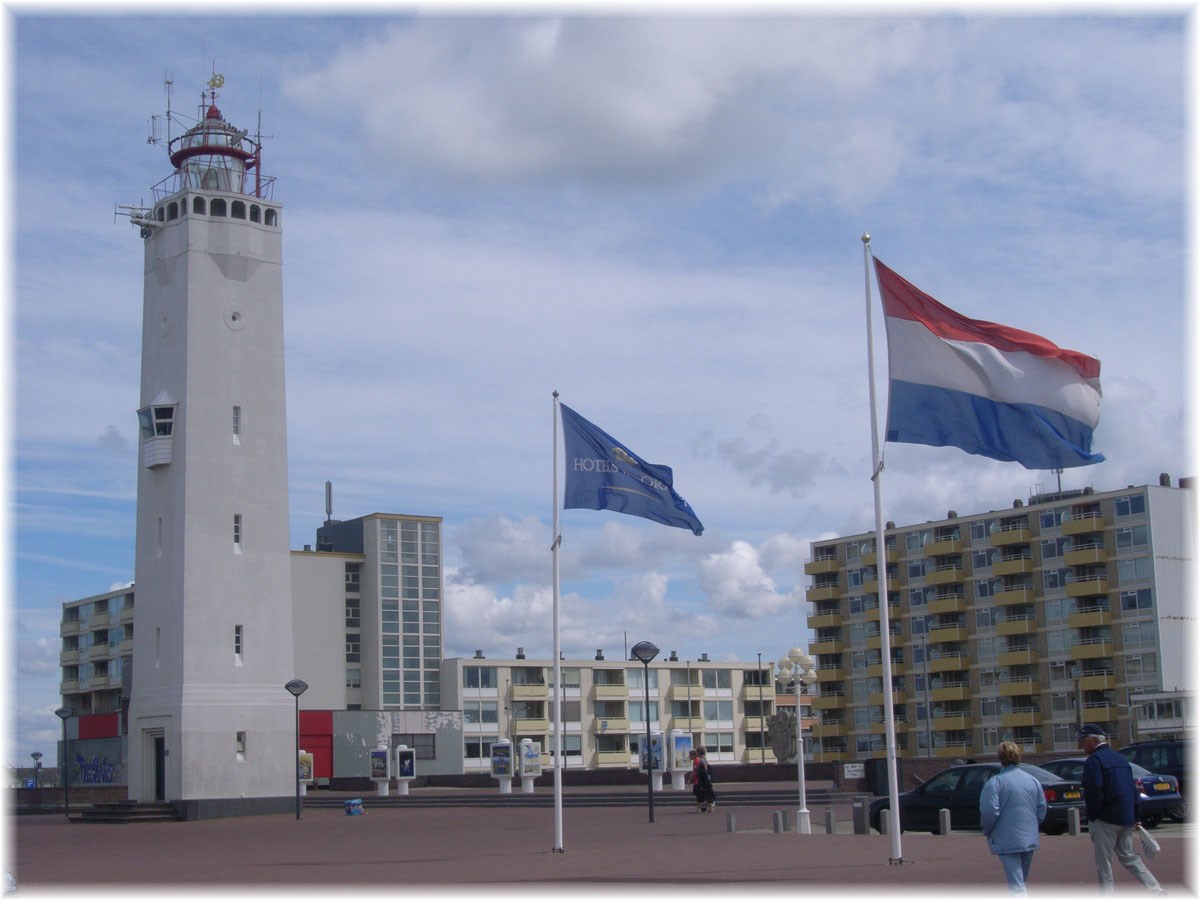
[699, 539, 798, 620]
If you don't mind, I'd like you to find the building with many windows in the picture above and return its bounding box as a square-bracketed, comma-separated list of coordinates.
[441, 651, 780, 771]
[804, 476, 1194, 762]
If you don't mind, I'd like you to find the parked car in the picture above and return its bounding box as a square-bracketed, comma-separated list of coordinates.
[1117, 739, 1190, 822]
[868, 762, 1086, 835]
[1040, 757, 1181, 828]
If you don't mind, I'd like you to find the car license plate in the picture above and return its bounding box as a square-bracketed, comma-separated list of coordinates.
[1152, 783, 1171, 792]
[1064, 790, 1081, 800]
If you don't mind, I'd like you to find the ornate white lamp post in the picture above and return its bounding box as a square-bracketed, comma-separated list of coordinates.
[776, 647, 818, 834]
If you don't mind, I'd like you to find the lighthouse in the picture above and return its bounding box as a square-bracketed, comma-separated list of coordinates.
[125, 75, 297, 817]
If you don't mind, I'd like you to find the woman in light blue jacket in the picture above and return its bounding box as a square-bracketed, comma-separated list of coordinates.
[980, 741, 1048, 894]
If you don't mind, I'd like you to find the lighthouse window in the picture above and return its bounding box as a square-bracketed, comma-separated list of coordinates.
[211, 198, 227, 217]
[138, 404, 176, 439]
[192, 197, 206, 215]
[231, 201, 246, 220]
[167, 202, 179, 221]
[265, 209, 277, 227]
[249, 205, 261, 223]
[156, 206, 165, 222]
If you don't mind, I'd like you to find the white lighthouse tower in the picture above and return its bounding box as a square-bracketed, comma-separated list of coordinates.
[126, 75, 296, 817]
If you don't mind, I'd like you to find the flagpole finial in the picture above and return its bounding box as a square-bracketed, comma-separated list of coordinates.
[862, 232, 871, 244]
[553, 390, 559, 400]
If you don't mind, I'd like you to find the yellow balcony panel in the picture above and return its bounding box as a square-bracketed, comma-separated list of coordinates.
[808, 611, 843, 630]
[997, 649, 1037, 666]
[1065, 546, 1108, 567]
[1001, 711, 1041, 728]
[932, 714, 972, 731]
[809, 639, 845, 655]
[1079, 673, 1116, 691]
[931, 684, 971, 701]
[811, 694, 846, 710]
[1066, 578, 1109, 598]
[59, 680, 80, 693]
[928, 625, 968, 643]
[867, 662, 904, 678]
[669, 716, 701, 731]
[1068, 610, 1112, 629]
[863, 548, 899, 567]
[59, 649, 80, 665]
[991, 526, 1031, 547]
[1070, 641, 1114, 660]
[927, 595, 967, 615]
[926, 567, 965, 587]
[1063, 514, 1104, 536]
[868, 690, 907, 706]
[118, 605, 135, 623]
[89, 612, 111, 628]
[89, 643, 113, 659]
[816, 667, 845, 682]
[594, 717, 630, 733]
[60, 619, 81, 637]
[995, 588, 1036, 606]
[993, 557, 1034, 577]
[1082, 704, 1116, 723]
[864, 603, 902, 622]
[811, 722, 848, 738]
[591, 683, 627, 699]
[934, 744, 975, 757]
[929, 654, 970, 673]
[996, 617, 1037, 636]
[805, 557, 840, 576]
[807, 585, 841, 603]
[118, 638, 133, 655]
[998, 679, 1039, 697]
[667, 684, 701, 701]
[869, 721, 890, 734]
[595, 750, 631, 766]
[816, 749, 850, 762]
[513, 718, 549, 733]
[923, 537, 964, 557]
[513, 683, 549, 699]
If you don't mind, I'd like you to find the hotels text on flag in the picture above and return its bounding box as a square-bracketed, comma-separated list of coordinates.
[875, 258, 1103, 470]
[559, 404, 704, 535]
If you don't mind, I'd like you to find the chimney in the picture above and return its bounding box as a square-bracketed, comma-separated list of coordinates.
[669, 651, 678, 661]
[516, 647, 525, 659]
[595, 649, 604, 661]
[1160, 473, 1172, 487]
[473, 650, 485, 659]
[699, 652, 710, 662]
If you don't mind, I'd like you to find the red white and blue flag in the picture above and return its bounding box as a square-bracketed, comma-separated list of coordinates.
[875, 258, 1103, 470]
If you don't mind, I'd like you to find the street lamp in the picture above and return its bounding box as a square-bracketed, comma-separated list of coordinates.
[54, 707, 74, 820]
[284, 679, 309, 820]
[629, 640, 659, 824]
[30, 752, 42, 788]
[776, 648, 818, 834]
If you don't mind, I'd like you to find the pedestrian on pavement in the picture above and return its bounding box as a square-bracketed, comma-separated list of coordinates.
[979, 740, 1047, 894]
[686, 750, 706, 811]
[694, 746, 716, 813]
[1077, 724, 1163, 893]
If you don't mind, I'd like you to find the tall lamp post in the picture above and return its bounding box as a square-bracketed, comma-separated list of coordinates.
[54, 706, 74, 820]
[284, 679, 309, 820]
[30, 751, 42, 788]
[776, 648, 817, 834]
[630, 641, 659, 824]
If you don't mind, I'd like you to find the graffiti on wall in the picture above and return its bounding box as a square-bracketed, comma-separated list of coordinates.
[73, 753, 123, 784]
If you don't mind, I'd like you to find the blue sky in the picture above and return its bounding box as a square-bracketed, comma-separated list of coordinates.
[6, 8, 1193, 765]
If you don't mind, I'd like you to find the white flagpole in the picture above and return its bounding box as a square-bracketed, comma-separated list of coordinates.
[862, 234, 904, 864]
[551, 391, 565, 852]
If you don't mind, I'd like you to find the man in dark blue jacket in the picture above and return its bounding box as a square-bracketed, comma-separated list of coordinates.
[1078, 724, 1162, 892]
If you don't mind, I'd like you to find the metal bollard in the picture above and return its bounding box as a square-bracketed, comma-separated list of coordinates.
[938, 808, 951, 834]
[773, 810, 785, 833]
[1068, 808, 1081, 835]
[879, 814, 888, 834]
[824, 806, 836, 835]
[852, 796, 869, 835]
[726, 812, 736, 833]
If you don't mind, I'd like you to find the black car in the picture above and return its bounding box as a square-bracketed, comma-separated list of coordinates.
[1117, 739, 1189, 822]
[1039, 757, 1182, 828]
[868, 762, 1086, 835]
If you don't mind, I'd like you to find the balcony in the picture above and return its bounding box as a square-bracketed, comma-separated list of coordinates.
[998, 678, 1039, 697]
[1082, 704, 1116, 723]
[806, 585, 841, 603]
[862, 548, 899, 567]
[932, 714, 972, 731]
[1079, 673, 1116, 691]
[997, 648, 1037, 666]
[996, 616, 1036, 636]
[804, 556, 840, 576]
[1063, 513, 1104, 536]
[868, 690, 907, 706]
[864, 603, 902, 623]
[590, 683, 626, 699]
[991, 526, 1031, 547]
[809, 639, 844, 655]
[59, 649, 80, 666]
[1068, 609, 1112, 629]
[669, 716, 701, 731]
[59, 679, 80, 693]
[862, 579, 902, 598]
[930, 683, 971, 701]
[816, 667, 845, 682]
[933, 743, 976, 757]
[928, 624, 967, 643]
[929, 654, 970, 673]
[867, 662, 904, 678]
[993, 556, 1034, 577]
[923, 537, 964, 557]
[995, 587, 1035, 606]
[927, 595, 966, 615]
[595, 750, 631, 766]
[925, 567, 965, 587]
[807, 611, 843, 630]
[1070, 640, 1114, 660]
[593, 717, 629, 733]
[1066, 577, 1109, 598]
[60, 618, 81, 637]
[811, 693, 846, 710]
[1065, 546, 1108, 567]
[1001, 710, 1041, 728]
[667, 684, 701, 701]
[513, 683, 549, 699]
[811, 721, 849, 738]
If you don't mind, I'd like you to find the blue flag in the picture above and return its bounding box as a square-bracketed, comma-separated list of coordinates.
[560, 404, 703, 536]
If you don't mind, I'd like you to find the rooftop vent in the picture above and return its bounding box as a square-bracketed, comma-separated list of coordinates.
[473, 650, 485, 659]
[595, 649, 604, 661]
[516, 647, 525, 659]
[668, 651, 679, 661]
[699, 653, 710, 662]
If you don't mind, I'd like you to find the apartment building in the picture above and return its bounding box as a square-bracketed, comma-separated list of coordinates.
[441, 651, 780, 771]
[804, 477, 1194, 762]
